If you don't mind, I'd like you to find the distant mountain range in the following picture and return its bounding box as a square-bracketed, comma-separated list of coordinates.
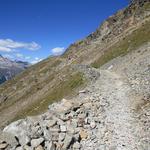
[0, 54, 30, 84]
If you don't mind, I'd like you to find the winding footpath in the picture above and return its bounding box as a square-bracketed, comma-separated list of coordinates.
[91, 70, 140, 149]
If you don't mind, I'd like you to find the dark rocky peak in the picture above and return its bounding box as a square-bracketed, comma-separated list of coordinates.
[131, 0, 149, 5]
[15, 60, 30, 69]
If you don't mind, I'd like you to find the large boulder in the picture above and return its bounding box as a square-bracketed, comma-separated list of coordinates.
[3, 120, 30, 146]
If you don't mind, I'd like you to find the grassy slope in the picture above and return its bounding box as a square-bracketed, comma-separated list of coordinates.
[0, 57, 59, 109]
[14, 71, 86, 120]
[91, 20, 150, 68]
[0, 56, 86, 124]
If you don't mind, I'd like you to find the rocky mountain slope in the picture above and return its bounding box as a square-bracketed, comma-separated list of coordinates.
[0, 40, 150, 150]
[0, 55, 30, 84]
[0, 0, 149, 140]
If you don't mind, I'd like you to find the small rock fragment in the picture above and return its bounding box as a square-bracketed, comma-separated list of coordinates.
[90, 121, 96, 129]
[0, 143, 8, 149]
[45, 141, 56, 150]
[60, 125, 67, 132]
[73, 134, 80, 142]
[16, 146, 24, 150]
[31, 138, 44, 148]
[59, 133, 66, 141]
[0, 132, 18, 148]
[73, 142, 81, 149]
[62, 134, 73, 149]
[35, 145, 44, 150]
[24, 145, 32, 150]
[48, 120, 56, 127]
[79, 90, 86, 94]
[79, 130, 88, 139]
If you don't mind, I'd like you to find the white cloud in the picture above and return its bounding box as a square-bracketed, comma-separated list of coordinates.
[31, 57, 43, 64]
[35, 57, 39, 60]
[16, 53, 23, 58]
[51, 47, 65, 56]
[25, 56, 31, 60]
[0, 39, 41, 52]
[26, 42, 41, 50]
[0, 46, 12, 52]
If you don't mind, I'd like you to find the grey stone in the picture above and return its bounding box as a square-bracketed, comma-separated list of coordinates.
[78, 114, 86, 119]
[31, 138, 44, 148]
[0, 143, 8, 149]
[35, 145, 44, 150]
[62, 134, 73, 149]
[23, 145, 32, 150]
[59, 114, 69, 122]
[16, 146, 24, 150]
[78, 118, 84, 127]
[98, 145, 106, 150]
[70, 119, 78, 128]
[3, 120, 30, 146]
[45, 141, 55, 150]
[55, 117, 66, 125]
[74, 128, 80, 134]
[79, 90, 87, 94]
[42, 128, 52, 141]
[30, 126, 42, 138]
[90, 121, 96, 129]
[84, 118, 88, 125]
[49, 127, 60, 133]
[60, 125, 67, 132]
[51, 132, 59, 142]
[73, 134, 80, 142]
[59, 133, 66, 141]
[73, 142, 81, 149]
[0, 132, 18, 147]
[47, 120, 57, 127]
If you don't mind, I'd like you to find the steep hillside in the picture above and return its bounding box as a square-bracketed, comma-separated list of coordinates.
[0, 28, 150, 150]
[0, 0, 150, 129]
[0, 55, 30, 84]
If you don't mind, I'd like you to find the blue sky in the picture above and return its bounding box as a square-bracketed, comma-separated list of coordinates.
[0, 0, 128, 64]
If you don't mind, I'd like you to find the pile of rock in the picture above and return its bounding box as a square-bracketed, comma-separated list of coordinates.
[0, 95, 106, 150]
[72, 64, 100, 82]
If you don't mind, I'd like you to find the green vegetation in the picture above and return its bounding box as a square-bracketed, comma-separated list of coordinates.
[77, 40, 84, 45]
[0, 58, 62, 107]
[91, 20, 150, 68]
[143, 2, 150, 10]
[13, 72, 86, 120]
[39, 59, 62, 74]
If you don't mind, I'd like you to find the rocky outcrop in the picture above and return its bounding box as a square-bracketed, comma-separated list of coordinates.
[65, 0, 150, 58]
[72, 64, 100, 82]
